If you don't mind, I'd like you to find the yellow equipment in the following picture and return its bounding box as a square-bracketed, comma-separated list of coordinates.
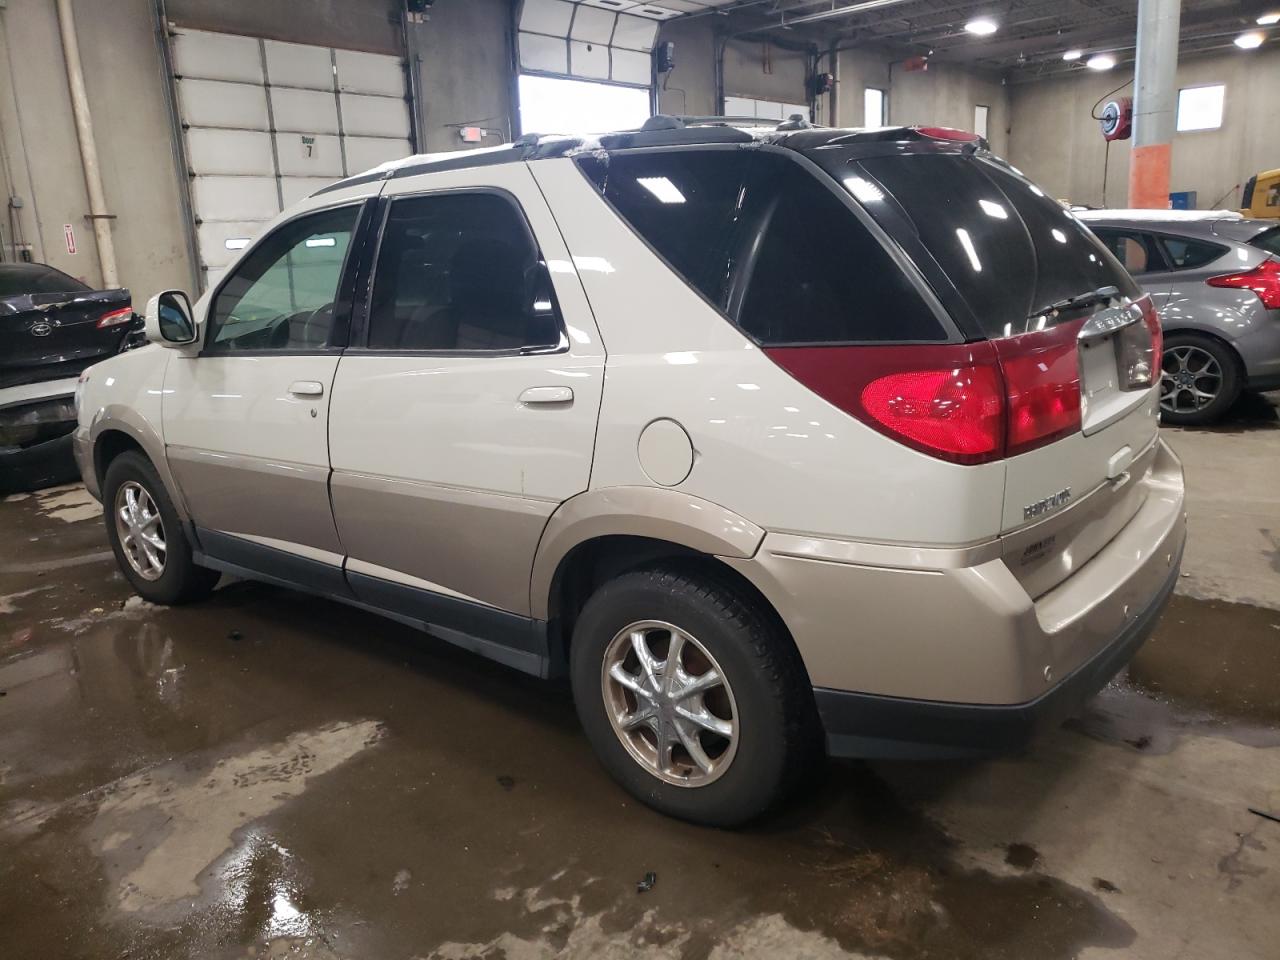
[1241, 169, 1280, 219]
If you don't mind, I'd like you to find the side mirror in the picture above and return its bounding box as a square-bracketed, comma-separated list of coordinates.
[144, 290, 198, 347]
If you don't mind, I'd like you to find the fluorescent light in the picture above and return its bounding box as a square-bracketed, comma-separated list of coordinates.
[843, 176, 885, 204]
[964, 17, 998, 35]
[1234, 31, 1265, 48]
[224, 237, 249, 250]
[305, 236, 336, 247]
[1062, 49, 1083, 61]
[978, 199, 1008, 219]
[1087, 54, 1116, 70]
[1257, 13, 1280, 25]
[636, 176, 686, 204]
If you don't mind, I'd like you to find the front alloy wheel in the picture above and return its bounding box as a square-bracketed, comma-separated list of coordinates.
[114, 480, 166, 581]
[602, 620, 739, 786]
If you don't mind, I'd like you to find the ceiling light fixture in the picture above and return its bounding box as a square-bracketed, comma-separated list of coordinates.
[1087, 53, 1116, 70]
[1062, 49, 1082, 60]
[1257, 13, 1280, 25]
[1234, 31, 1265, 48]
[965, 17, 999, 35]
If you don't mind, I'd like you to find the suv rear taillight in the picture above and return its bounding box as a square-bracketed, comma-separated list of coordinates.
[765, 323, 1086, 465]
[96, 306, 134, 329]
[1206, 258, 1280, 309]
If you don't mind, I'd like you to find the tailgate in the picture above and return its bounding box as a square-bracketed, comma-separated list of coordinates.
[850, 149, 1160, 596]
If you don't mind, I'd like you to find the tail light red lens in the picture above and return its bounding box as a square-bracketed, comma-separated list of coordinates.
[994, 322, 1083, 453]
[1206, 258, 1280, 309]
[764, 322, 1086, 464]
[96, 306, 134, 329]
[861, 364, 1004, 460]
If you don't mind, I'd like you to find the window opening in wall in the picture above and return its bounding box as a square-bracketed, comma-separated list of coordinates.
[1176, 84, 1225, 132]
[864, 87, 888, 126]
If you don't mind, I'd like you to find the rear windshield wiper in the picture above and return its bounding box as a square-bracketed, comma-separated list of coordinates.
[1041, 285, 1120, 315]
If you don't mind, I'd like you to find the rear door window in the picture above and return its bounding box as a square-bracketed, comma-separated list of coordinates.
[1252, 226, 1280, 257]
[734, 155, 947, 345]
[1157, 234, 1227, 270]
[857, 154, 1139, 337]
[1091, 228, 1167, 275]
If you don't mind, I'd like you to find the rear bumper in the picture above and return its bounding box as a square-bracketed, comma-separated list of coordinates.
[726, 436, 1186, 759]
[814, 539, 1181, 758]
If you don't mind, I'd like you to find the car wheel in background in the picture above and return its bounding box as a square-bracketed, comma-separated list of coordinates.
[1159, 333, 1243, 426]
[570, 564, 819, 827]
[102, 450, 220, 605]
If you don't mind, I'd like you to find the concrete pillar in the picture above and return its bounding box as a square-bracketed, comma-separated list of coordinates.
[1127, 0, 1181, 208]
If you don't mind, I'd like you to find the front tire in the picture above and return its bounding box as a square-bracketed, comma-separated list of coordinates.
[1160, 333, 1242, 426]
[570, 564, 818, 827]
[102, 451, 220, 605]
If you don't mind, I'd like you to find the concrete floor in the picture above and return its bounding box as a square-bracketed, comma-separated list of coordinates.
[2, 398, 1278, 960]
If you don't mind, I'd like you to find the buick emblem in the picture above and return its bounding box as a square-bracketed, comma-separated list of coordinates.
[30, 320, 53, 337]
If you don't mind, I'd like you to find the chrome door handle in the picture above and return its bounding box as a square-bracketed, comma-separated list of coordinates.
[289, 380, 324, 397]
[518, 386, 574, 405]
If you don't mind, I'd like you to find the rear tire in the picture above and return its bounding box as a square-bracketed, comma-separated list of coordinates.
[570, 564, 819, 827]
[1160, 333, 1242, 426]
[102, 451, 220, 605]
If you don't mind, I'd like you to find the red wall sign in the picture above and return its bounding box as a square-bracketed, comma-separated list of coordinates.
[64, 223, 77, 255]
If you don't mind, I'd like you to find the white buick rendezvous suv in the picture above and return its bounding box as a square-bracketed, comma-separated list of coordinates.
[75, 118, 1186, 826]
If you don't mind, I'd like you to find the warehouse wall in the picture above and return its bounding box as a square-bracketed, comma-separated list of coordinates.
[0, 0, 191, 300]
[409, 0, 515, 151]
[1008, 48, 1280, 209]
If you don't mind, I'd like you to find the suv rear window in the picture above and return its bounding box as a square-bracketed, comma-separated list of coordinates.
[857, 154, 1140, 338]
[580, 149, 947, 345]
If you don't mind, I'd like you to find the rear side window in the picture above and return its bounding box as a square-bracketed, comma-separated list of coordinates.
[583, 150, 750, 309]
[735, 156, 946, 345]
[366, 192, 561, 352]
[1157, 235, 1227, 270]
[858, 154, 1139, 337]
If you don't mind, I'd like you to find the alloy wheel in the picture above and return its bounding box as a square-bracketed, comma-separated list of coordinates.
[1161, 344, 1222, 415]
[601, 620, 739, 787]
[114, 480, 166, 581]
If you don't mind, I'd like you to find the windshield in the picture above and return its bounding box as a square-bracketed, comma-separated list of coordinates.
[851, 153, 1140, 338]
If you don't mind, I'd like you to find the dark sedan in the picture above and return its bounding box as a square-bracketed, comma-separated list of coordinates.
[1, 262, 143, 492]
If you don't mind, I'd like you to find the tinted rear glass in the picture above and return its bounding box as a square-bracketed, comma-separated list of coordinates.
[0, 264, 90, 297]
[736, 155, 946, 345]
[1158, 235, 1226, 270]
[857, 154, 1140, 338]
[581, 149, 947, 345]
[1251, 226, 1280, 257]
[582, 150, 750, 308]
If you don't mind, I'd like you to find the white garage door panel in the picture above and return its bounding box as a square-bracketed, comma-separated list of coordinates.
[570, 6, 614, 43]
[279, 176, 339, 208]
[344, 136, 411, 174]
[612, 14, 659, 52]
[271, 87, 340, 134]
[172, 30, 262, 83]
[569, 40, 610, 80]
[520, 32, 568, 74]
[171, 29, 413, 286]
[611, 48, 651, 86]
[187, 128, 275, 176]
[334, 49, 404, 96]
[338, 94, 410, 138]
[191, 176, 279, 221]
[264, 39, 334, 88]
[520, 0, 575, 35]
[198, 221, 271, 270]
[274, 133, 344, 177]
[177, 79, 269, 130]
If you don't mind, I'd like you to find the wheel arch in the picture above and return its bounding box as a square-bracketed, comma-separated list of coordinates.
[90, 411, 190, 523]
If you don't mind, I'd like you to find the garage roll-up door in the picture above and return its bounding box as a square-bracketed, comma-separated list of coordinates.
[170, 28, 413, 288]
